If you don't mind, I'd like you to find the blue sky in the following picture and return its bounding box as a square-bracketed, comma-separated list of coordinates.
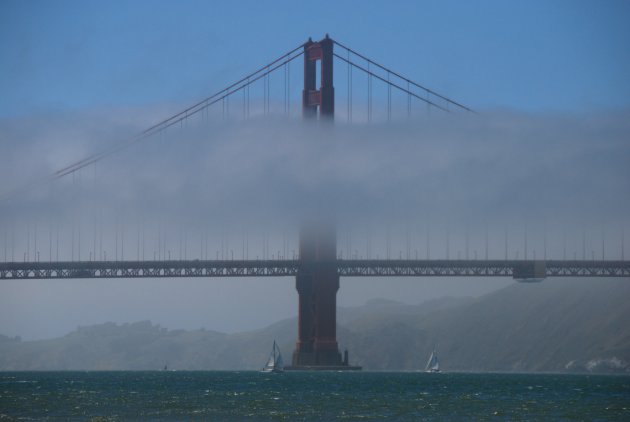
[1, 0, 629, 117]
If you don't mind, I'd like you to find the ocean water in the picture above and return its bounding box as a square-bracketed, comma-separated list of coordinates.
[1, 371, 629, 421]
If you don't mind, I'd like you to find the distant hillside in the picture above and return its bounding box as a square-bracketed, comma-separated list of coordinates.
[341, 278, 630, 373]
[1, 277, 628, 373]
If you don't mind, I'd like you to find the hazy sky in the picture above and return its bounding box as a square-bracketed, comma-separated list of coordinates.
[1, 0, 629, 340]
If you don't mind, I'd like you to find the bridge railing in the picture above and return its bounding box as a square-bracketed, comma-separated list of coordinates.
[1, 259, 628, 280]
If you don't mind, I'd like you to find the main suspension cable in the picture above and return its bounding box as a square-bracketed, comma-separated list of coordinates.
[333, 39, 473, 113]
[333, 53, 449, 112]
[1, 45, 306, 201]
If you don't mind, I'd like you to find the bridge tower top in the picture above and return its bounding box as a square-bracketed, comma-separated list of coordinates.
[302, 35, 334, 119]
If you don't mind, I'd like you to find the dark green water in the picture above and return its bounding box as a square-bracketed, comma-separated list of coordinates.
[1, 371, 629, 421]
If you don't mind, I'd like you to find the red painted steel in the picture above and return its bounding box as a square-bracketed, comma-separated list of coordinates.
[292, 36, 344, 367]
[302, 35, 334, 119]
[292, 225, 342, 366]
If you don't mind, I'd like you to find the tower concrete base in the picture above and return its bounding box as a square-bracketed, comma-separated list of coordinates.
[284, 364, 362, 371]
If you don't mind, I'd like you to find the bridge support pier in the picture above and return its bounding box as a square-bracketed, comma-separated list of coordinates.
[286, 225, 360, 370]
[291, 267, 341, 366]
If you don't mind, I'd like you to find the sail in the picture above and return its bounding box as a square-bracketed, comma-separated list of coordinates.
[265, 354, 276, 369]
[262, 340, 284, 372]
[425, 349, 440, 372]
[424, 352, 434, 371]
[429, 354, 439, 371]
[275, 352, 284, 369]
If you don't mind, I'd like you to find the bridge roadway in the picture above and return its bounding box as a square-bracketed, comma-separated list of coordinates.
[1, 259, 628, 280]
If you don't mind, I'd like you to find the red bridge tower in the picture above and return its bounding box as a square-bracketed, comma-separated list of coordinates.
[288, 35, 360, 370]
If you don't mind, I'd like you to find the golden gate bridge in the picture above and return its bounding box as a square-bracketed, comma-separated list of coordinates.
[1, 35, 628, 370]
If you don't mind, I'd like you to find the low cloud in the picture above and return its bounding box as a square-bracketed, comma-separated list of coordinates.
[1, 108, 629, 258]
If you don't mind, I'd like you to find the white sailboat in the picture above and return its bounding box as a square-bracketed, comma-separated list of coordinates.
[424, 348, 440, 373]
[262, 340, 284, 373]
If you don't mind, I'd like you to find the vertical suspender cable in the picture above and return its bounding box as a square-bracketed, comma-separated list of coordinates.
[347, 49, 350, 122]
[446, 227, 450, 260]
[119, 214, 123, 262]
[367, 61, 372, 122]
[407, 81, 411, 120]
[426, 224, 430, 260]
[543, 221, 547, 260]
[505, 226, 508, 261]
[288, 59, 291, 116]
[349, 51, 353, 122]
[347, 49, 354, 122]
[485, 223, 489, 260]
[137, 218, 140, 261]
[71, 171, 75, 262]
[49, 181, 53, 262]
[387, 71, 391, 122]
[93, 163, 97, 261]
[247, 78, 250, 119]
[266, 65, 270, 114]
[115, 215, 118, 262]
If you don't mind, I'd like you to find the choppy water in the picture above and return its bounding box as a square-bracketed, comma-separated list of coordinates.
[1, 371, 629, 421]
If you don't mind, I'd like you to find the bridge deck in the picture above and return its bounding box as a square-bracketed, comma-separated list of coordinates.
[1, 260, 628, 280]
